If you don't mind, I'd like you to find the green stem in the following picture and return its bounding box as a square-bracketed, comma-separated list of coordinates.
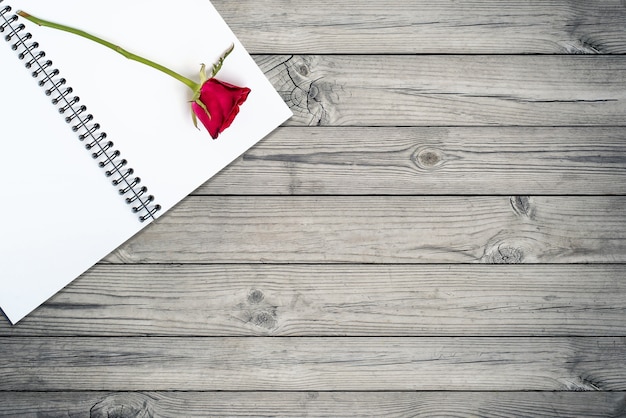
[17, 10, 199, 91]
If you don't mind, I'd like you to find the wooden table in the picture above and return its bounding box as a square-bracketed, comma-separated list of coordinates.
[2, 1, 626, 416]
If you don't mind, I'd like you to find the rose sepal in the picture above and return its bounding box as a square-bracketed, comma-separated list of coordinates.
[191, 44, 235, 129]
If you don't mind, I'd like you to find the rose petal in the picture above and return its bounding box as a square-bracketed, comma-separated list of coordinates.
[192, 78, 251, 139]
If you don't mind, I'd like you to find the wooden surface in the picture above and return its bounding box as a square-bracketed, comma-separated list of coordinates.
[2, 0, 626, 416]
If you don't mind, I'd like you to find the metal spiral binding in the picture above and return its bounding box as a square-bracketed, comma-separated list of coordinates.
[1, 2, 161, 222]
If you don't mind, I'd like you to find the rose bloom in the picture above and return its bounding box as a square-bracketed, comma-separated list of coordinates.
[192, 78, 251, 139]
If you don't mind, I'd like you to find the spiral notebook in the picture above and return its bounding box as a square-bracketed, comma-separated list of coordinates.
[0, 0, 292, 324]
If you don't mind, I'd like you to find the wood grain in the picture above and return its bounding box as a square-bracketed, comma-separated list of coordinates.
[104, 196, 626, 264]
[3, 2, 625, 414]
[1, 391, 624, 417]
[213, 0, 626, 54]
[201, 127, 626, 195]
[1, 337, 625, 391]
[4, 264, 626, 337]
[256, 55, 626, 126]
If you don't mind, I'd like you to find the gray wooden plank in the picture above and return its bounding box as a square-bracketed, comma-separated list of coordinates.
[213, 0, 626, 54]
[1, 337, 624, 390]
[1, 391, 624, 417]
[256, 55, 626, 126]
[3, 265, 626, 337]
[201, 127, 626, 195]
[104, 196, 626, 264]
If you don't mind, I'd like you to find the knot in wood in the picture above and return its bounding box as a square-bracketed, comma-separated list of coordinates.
[414, 147, 444, 170]
[307, 391, 320, 400]
[237, 289, 279, 332]
[248, 289, 265, 304]
[269, 55, 335, 126]
[486, 245, 525, 264]
[90, 393, 153, 418]
[510, 196, 534, 218]
[253, 310, 278, 329]
[297, 64, 309, 76]
[308, 83, 320, 100]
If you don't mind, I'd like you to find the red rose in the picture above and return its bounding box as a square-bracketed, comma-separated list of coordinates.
[17, 11, 247, 138]
[192, 78, 251, 139]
